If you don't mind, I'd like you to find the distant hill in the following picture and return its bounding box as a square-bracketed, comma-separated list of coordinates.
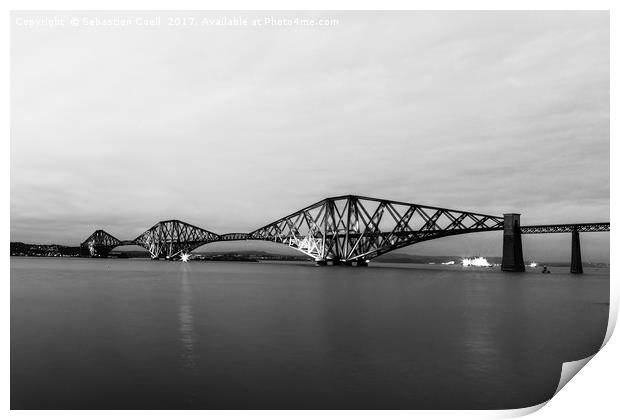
[374, 253, 501, 265]
[10, 242, 608, 267]
[107, 249, 311, 261]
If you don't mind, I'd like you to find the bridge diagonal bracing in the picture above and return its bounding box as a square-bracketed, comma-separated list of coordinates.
[133, 220, 219, 259]
[249, 195, 504, 263]
[80, 229, 123, 257]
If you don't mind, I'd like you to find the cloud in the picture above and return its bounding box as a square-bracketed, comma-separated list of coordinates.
[10, 11, 609, 261]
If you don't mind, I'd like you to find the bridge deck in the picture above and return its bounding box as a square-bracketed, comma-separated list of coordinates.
[520, 223, 610, 234]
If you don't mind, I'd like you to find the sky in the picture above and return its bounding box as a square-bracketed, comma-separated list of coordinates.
[10, 11, 610, 261]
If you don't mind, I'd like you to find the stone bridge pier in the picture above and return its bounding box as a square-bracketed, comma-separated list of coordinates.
[501, 213, 525, 272]
[570, 229, 583, 274]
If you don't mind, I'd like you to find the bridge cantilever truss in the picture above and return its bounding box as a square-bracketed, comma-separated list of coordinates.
[80, 229, 122, 257]
[79, 195, 608, 265]
[249, 195, 504, 263]
[80, 196, 504, 261]
[133, 220, 219, 259]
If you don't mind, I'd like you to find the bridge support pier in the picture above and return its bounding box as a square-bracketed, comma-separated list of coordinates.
[571, 229, 583, 274]
[501, 213, 525, 272]
[315, 260, 327, 266]
[79, 246, 90, 257]
[342, 260, 368, 266]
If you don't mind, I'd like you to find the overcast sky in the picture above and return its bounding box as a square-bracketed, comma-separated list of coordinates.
[11, 11, 609, 261]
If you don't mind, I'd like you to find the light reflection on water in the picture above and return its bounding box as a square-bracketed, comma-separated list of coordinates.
[10, 258, 609, 409]
[178, 265, 196, 371]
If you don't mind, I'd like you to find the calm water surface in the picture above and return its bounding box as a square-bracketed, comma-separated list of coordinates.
[11, 257, 609, 409]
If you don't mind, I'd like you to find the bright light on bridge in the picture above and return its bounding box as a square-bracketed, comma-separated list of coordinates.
[180, 252, 191, 263]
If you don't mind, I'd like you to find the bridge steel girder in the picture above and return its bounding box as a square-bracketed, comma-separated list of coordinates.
[80, 229, 122, 257]
[219, 233, 250, 241]
[520, 223, 610, 234]
[248, 195, 504, 263]
[133, 220, 219, 259]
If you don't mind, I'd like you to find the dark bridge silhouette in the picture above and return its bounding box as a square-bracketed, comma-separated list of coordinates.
[80, 195, 609, 273]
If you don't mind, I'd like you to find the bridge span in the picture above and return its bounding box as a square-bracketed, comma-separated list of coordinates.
[80, 195, 609, 273]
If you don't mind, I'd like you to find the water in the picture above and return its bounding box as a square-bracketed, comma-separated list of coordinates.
[11, 257, 609, 409]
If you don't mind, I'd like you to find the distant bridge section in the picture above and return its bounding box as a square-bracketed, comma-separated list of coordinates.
[517, 222, 610, 274]
[502, 217, 610, 274]
[520, 223, 610, 234]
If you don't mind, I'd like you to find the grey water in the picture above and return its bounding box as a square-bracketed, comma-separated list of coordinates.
[10, 257, 609, 409]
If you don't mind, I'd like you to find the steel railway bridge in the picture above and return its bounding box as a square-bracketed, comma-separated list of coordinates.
[80, 195, 609, 273]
